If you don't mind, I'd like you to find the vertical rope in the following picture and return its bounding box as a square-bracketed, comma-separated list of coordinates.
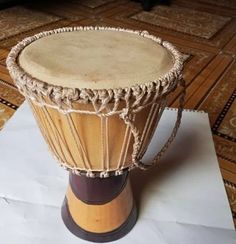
[139, 100, 165, 158]
[138, 104, 156, 156]
[117, 123, 129, 169]
[122, 114, 136, 168]
[29, 102, 61, 161]
[66, 114, 92, 170]
[100, 116, 105, 170]
[105, 117, 109, 171]
[41, 107, 77, 167]
[136, 79, 186, 169]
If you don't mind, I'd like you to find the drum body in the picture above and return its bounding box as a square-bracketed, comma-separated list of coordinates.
[7, 27, 184, 242]
[29, 96, 167, 174]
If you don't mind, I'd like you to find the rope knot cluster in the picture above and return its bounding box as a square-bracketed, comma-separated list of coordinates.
[119, 108, 133, 124]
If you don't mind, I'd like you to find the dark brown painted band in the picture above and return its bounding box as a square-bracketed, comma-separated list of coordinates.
[61, 197, 138, 243]
[69, 171, 129, 205]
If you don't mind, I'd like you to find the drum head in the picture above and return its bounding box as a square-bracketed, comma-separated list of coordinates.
[18, 29, 174, 90]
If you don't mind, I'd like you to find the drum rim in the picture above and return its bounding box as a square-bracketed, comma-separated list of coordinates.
[6, 26, 184, 108]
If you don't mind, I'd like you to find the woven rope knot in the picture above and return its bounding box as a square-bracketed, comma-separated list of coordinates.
[86, 171, 95, 178]
[140, 30, 149, 36]
[114, 88, 124, 100]
[64, 88, 80, 101]
[100, 171, 109, 178]
[115, 169, 123, 176]
[80, 89, 91, 103]
[119, 108, 133, 123]
[72, 169, 82, 176]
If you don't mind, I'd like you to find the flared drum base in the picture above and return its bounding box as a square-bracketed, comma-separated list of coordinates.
[61, 172, 138, 242]
[61, 199, 137, 243]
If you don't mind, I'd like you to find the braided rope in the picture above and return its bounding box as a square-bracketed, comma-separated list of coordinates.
[135, 78, 186, 170]
[6, 26, 183, 112]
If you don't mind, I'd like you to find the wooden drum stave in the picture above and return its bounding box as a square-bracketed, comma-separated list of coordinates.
[7, 26, 185, 242]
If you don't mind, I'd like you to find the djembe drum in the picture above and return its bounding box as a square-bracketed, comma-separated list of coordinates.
[7, 27, 185, 242]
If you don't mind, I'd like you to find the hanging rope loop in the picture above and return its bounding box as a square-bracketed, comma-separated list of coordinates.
[135, 78, 186, 170]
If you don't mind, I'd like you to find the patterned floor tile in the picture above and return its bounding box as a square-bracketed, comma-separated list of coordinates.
[0, 80, 24, 107]
[0, 19, 72, 48]
[0, 102, 16, 130]
[0, 6, 61, 41]
[218, 95, 236, 139]
[132, 5, 231, 39]
[79, 0, 115, 8]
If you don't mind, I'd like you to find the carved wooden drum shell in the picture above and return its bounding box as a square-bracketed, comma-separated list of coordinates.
[7, 27, 185, 242]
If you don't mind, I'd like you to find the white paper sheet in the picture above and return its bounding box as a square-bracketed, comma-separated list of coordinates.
[0, 103, 235, 244]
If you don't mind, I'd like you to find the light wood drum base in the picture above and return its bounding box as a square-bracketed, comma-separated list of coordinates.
[61, 172, 137, 242]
